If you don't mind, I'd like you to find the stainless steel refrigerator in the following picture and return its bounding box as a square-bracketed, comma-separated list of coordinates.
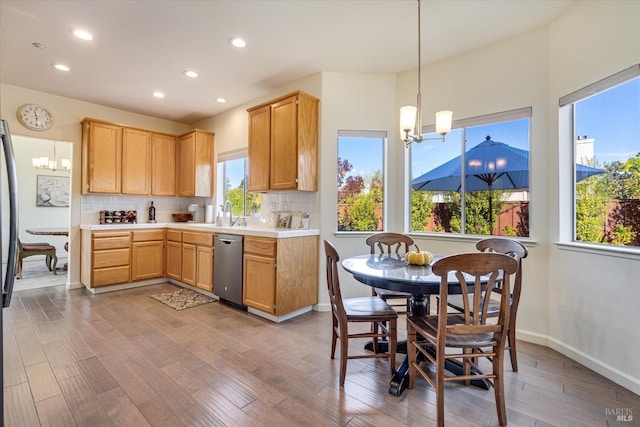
[0, 119, 19, 426]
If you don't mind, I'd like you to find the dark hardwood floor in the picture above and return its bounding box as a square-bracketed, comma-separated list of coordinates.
[3, 283, 639, 426]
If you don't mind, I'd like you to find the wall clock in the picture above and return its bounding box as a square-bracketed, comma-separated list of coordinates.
[16, 104, 54, 131]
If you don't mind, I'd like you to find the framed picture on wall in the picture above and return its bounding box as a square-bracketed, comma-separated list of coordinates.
[36, 175, 70, 207]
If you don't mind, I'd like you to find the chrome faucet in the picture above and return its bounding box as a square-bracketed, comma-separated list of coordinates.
[223, 200, 239, 226]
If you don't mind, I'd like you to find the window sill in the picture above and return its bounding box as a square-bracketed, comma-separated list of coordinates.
[554, 241, 640, 260]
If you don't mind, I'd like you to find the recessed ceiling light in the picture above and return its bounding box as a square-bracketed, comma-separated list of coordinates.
[71, 29, 93, 41]
[183, 70, 198, 78]
[228, 37, 246, 48]
[216, 98, 226, 103]
[52, 63, 70, 72]
[153, 91, 165, 98]
[32, 42, 46, 49]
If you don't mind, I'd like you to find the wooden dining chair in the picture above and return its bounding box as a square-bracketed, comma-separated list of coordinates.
[407, 252, 518, 427]
[446, 237, 528, 371]
[15, 239, 57, 279]
[365, 232, 414, 314]
[324, 240, 398, 386]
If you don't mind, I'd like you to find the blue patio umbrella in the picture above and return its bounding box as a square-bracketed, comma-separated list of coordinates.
[411, 136, 604, 232]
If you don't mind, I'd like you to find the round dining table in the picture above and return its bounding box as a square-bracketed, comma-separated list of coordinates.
[341, 253, 490, 396]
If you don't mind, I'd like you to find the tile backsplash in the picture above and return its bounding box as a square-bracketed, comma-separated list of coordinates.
[81, 191, 318, 228]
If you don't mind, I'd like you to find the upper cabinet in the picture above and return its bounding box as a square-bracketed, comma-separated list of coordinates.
[82, 119, 211, 197]
[151, 132, 177, 196]
[177, 129, 215, 197]
[247, 91, 319, 192]
[122, 127, 151, 195]
[82, 119, 123, 194]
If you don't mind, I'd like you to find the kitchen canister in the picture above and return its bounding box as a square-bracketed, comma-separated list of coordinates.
[205, 204, 214, 223]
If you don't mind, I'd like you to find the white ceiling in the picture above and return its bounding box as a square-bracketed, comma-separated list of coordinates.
[1, 0, 575, 124]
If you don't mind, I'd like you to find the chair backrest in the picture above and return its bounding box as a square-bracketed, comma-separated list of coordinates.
[324, 240, 346, 318]
[432, 252, 518, 339]
[365, 232, 414, 255]
[476, 237, 527, 310]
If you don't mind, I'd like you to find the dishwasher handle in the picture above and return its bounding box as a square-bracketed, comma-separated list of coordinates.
[218, 238, 235, 245]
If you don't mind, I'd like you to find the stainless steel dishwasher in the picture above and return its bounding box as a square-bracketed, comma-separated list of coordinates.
[213, 234, 245, 308]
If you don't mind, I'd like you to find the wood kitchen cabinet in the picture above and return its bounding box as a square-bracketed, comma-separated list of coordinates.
[181, 231, 214, 292]
[122, 127, 151, 195]
[82, 118, 182, 196]
[151, 132, 177, 196]
[177, 129, 215, 197]
[165, 230, 182, 281]
[81, 230, 131, 288]
[243, 235, 318, 315]
[82, 119, 123, 194]
[131, 229, 164, 281]
[246, 91, 319, 192]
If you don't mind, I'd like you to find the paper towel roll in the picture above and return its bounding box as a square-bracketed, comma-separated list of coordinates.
[205, 204, 214, 223]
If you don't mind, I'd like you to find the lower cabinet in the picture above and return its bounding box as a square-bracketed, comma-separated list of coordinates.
[165, 231, 182, 281]
[131, 229, 164, 281]
[81, 230, 131, 288]
[243, 235, 318, 316]
[181, 231, 214, 292]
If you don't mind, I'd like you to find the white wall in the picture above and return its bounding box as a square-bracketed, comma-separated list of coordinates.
[546, 0, 640, 393]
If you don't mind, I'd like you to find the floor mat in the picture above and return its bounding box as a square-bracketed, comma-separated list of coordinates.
[149, 288, 215, 311]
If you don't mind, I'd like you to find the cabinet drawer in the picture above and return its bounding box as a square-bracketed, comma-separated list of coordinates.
[93, 266, 130, 287]
[244, 236, 276, 257]
[182, 231, 213, 246]
[93, 234, 131, 250]
[133, 229, 164, 242]
[166, 230, 182, 242]
[93, 248, 130, 268]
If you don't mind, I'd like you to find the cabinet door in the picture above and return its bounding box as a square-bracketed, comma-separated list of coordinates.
[194, 130, 214, 197]
[166, 241, 182, 281]
[85, 121, 122, 193]
[177, 132, 195, 196]
[247, 105, 271, 192]
[131, 241, 164, 280]
[122, 128, 151, 195]
[182, 243, 197, 286]
[243, 253, 276, 313]
[196, 246, 214, 292]
[151, 133, 177, 196]
[270, 95, 298, 190]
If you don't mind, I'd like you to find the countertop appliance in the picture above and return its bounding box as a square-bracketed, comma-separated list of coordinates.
[214, 234, 245, 308]
[1, 119, 19, 424]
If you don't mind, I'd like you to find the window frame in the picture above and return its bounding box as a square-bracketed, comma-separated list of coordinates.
[216, 149, 261, 217]
[407, 107, 532, 238]
[336, 130, 387, 234]
[557, 64, 640, 255]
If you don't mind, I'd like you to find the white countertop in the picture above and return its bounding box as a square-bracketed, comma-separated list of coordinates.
[80, 222, 319, 238]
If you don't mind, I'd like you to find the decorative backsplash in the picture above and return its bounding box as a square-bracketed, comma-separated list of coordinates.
[99, 210, 137, 224]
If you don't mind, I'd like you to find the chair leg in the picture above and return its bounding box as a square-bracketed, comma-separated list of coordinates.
[493, 345, 508, 426]
[46, 255, 52, 271]
[15, 257, 23, 279]
[339, 323, 348, 386]
[407, 323, 417, 389]
[389, 318, 397, 375]
[508, 327, 518, 372]
[51, 253, 58, 275]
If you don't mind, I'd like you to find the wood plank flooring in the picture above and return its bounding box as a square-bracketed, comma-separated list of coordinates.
[3, 283, 639, 426]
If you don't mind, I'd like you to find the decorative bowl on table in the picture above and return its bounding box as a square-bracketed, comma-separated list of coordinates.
[171, 213, 193, 222]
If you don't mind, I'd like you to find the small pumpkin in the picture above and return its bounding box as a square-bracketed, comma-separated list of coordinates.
[405, 245, 434, 265]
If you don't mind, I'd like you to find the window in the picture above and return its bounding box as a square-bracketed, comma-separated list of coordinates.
[216, 150, 261, 217]
[561, 65, 640, 248]
[409, 108, 531, 237]
[337, 131, 386, 232]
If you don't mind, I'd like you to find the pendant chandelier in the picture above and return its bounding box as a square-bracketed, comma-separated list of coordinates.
[32, 140, 71, 172]
[401, 0, 453, 147]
